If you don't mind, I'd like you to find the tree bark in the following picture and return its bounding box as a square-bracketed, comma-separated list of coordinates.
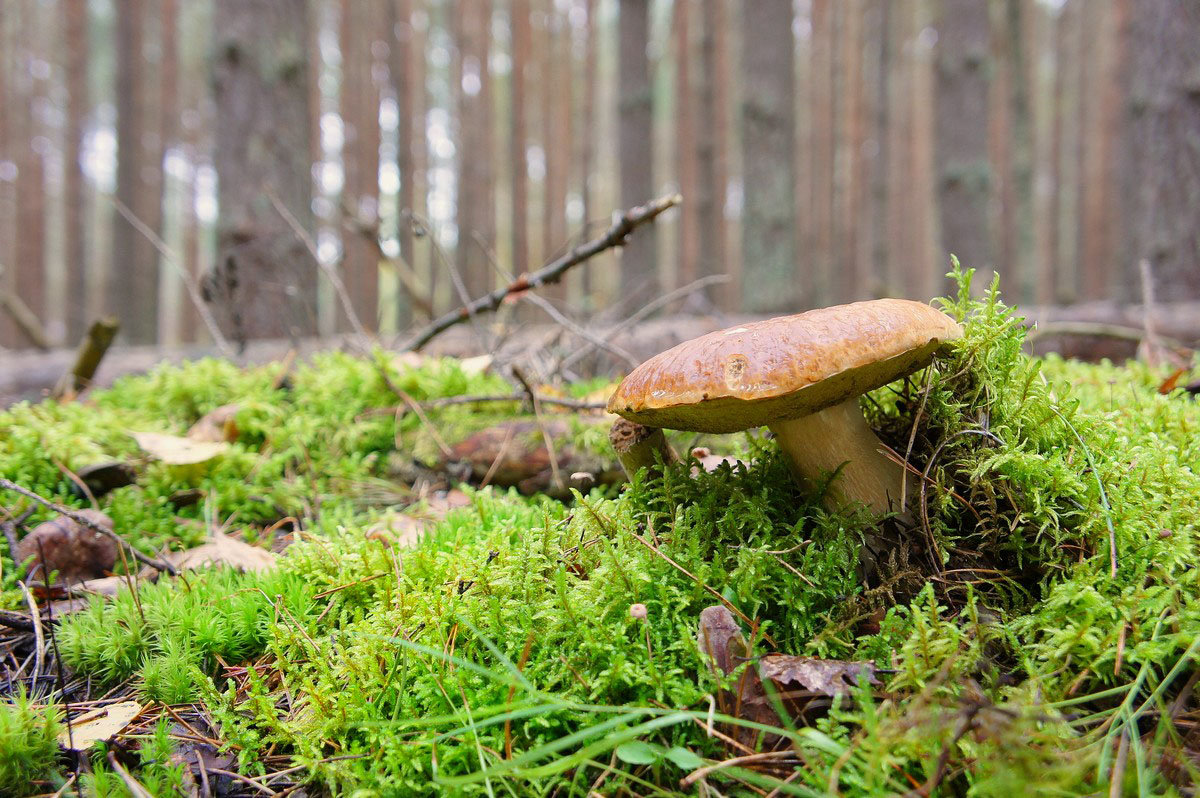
[934, 0, 993, 276]
[740, 0, 796, 312]
[1120, 0, 1200, 299]
[210, 0, 318, 343]
[617, 0, 657, 297]
[811, 0, 834, 306]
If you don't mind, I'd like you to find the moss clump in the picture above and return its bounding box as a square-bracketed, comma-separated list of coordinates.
[0, 689, 62, 796]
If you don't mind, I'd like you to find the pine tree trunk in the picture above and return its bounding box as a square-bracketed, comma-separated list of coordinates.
[741, 0, 796, 312]
[454, 0, 492, 298]
[0, 5, 15, 345]
[578, 0, 597, 301]
[63, 0, 89, 342]
[210, 0, 318, 342]
[510, 0, 529, 282]
[934, 0, 993, 277]
[112, 0, 160, 343]
[868, 0, 892, 296]
[696, 0, 729, 307]
[673, 0, 698, 290]
[617, 0, 656, 296]
[341, 0, 382, 329]
[811, 0, 834, 305]
[1120, 0, 1200, 299]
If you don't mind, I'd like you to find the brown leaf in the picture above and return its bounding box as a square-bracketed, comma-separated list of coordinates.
[145, 532, 277, 577]
[130, 431, 230, 465]
[17, 510, 117, 584]
[59, 700, 143, 750]
[186, 404, 241, 443]
[696, 606, 781, 746]
[758, 654, 880, 697]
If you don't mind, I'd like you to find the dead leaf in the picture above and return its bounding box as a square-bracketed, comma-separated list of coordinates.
[758, 654, 880, 697]
[59, 700, 142, 750]
[17, 510, 117, 584]
[696, 606, 781, 745]
[130, 431, 230, 465]
[366, 490, 472, 547]
[68, 575, 127, 597]
[187, 404, 241, 443]
[142, 532, 277, 577]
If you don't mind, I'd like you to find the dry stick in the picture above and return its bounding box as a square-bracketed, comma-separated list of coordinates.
[403, 193, 682, 351]
[558, 273, 730, 373]
[471, 230, 641, 368]
[0, 274, 52, 349]
[680, 750, 798, 789]
[408, 210, 493, 354]
[267, 190, 373, 346]
[52, 317, 120, 399]
[0, 478, 178, 576]
[107, 751, 155, 798]
[347, 204, 435, 319]
[511, 366, 564, 493]
[18, 582, 44, 695]
[382, 393, 605, 414]
[107, 195, 234, 357]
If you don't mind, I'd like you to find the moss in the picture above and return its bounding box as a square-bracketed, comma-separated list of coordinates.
[0, 689, 62, 796]
[4, 265, 1196, 794]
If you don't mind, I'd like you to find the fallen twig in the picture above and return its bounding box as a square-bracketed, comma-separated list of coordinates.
[53, 317, 120, 400]
[0, 273, 52, 350]
[107, 195, 234, 357]
[402, 194, 682, 351]
[0, 478, 178, 577]
[358, 393, 606, 420]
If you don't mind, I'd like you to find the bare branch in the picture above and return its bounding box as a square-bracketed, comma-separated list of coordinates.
[402, 194, 682, 351]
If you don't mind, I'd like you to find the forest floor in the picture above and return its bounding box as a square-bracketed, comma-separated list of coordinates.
[2, 268, 1199, 796]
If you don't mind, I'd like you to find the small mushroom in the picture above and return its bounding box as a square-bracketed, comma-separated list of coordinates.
[606, 299, 963, 515]
[608, 417, 680, 481]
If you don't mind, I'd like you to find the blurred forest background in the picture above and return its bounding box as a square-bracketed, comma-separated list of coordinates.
[0, 0, 1197, 352]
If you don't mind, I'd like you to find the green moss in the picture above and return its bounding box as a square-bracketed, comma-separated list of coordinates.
[0, 689, 62, 796]
[8, 265, 1198, 794]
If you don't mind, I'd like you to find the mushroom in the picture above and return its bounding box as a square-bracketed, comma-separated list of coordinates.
[606, 299, 963, 515]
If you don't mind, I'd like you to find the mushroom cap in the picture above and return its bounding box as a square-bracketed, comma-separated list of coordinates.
[606, 299, 963, 434]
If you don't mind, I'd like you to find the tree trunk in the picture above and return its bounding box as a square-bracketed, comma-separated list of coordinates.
[541, 5, 567, 301]
[0, 4, 15, 345]
[933, 0, 993, 276]
[868, 0, 892, 296]
[741, 0, 796, 312]
[454, 0, 492, 298]
[14, 0, 45, 348]
[617, 0, 656, 297]
[578, 0, 597, 302]
[63, 0, 90, 343]
[210, 0, 318, 343]
[1120, 0, 1200, 299]
[696, 0, 729, 308]
[510, 0, 530, 280]
[341, 0, 382, 330]
[811, 0, 834, 306]
[673, 0, 698, 291]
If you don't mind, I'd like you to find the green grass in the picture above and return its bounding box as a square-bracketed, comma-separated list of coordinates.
[1, 264, 1198, 794]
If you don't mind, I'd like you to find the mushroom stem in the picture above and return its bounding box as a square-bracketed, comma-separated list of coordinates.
[767, 398, 905, 515]
[609, 418, 680, 481]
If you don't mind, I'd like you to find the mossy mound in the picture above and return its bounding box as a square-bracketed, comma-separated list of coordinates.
[1, 266, 1197, 795]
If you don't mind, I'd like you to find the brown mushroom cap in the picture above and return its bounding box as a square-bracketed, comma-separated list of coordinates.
[607, 299, 963, 434]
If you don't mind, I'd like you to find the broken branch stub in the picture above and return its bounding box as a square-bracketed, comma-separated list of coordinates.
[609, 418, 679, 481]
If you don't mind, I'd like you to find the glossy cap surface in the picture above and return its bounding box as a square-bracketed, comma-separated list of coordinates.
[606, 298, 962, 433]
